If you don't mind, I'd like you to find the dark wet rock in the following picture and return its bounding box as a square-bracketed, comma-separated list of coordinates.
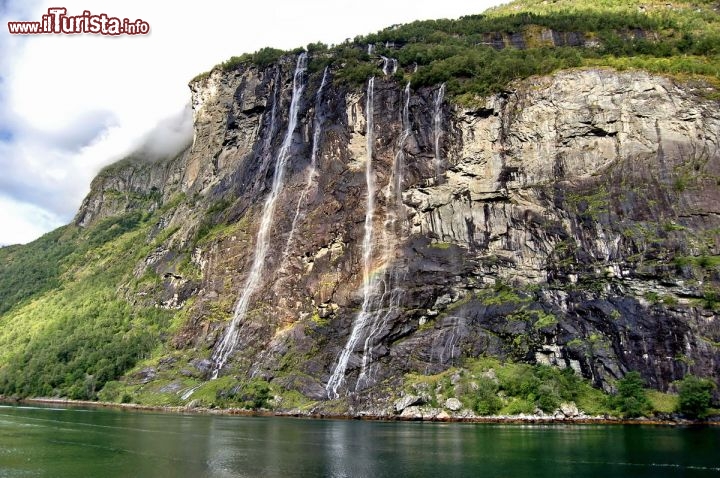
[191, 359, 214, 376]
[158, 382, 183, 393]
[133, 367, 157, 384]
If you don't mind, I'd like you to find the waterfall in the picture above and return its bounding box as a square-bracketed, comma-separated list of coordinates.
[367, 44, 374, 55]
[326, 77, 375, 399]
[395, 82, 411, 208]
[211, 53, 308, 378]
[262, 70, 281, 161]
[281, 67, 329, 266]
[327, 81, 413, 397]
[380, 56, 398, 76]
[355, 82, 411, 390]
[433, 83, 446, 183]
[425, 315, 466, 375]
[180, 384, 201, 401]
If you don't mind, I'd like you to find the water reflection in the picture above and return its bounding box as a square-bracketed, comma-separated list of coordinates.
[0, 405, 719, 477]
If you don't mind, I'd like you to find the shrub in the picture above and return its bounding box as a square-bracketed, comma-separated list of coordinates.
[307, 42, 328, 53]
[241, 379, 272, 409]
[502, 398, 535, 415]
[218, 379, 273, 409]
[613, 371, 651, 418]
[536, 383, 561, 412]
[220, 55, 250, 71]
[474, 377, 502, 415]
[252, 47, 286, 69]
[676, 375, 715, 419]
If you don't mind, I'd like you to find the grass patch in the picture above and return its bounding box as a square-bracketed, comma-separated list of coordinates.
[480, 282, 528, 306]
[647, 389, 679, 414]
[276, 389, 316, 411]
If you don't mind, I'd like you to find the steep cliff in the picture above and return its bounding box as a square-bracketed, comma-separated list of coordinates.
[1, 0, 719, 417]
[82, 62, 720, 413]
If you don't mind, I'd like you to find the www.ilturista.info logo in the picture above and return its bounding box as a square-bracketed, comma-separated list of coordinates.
[7, 8, 150, 35]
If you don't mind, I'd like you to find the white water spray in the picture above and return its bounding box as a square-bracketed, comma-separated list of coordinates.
[355, 82, 411, 389]
[326, 77, 376, 399]
[281, 67, 329, 265]
[180, 384, 201, 401]
[327, 81, 414, 397]
[394, 82, 411, 208]
[433, 83, 446, 183]
[380, 56, 398, 76]
[211, 53, 308, 377]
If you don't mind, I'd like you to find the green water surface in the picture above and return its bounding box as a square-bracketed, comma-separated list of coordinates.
[0, 404, 718, 477]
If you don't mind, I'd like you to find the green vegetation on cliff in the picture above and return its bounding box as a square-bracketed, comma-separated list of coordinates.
[197, 0, 720, 102]
[403, 358, 689, 418]
[0, 208, 178, 400]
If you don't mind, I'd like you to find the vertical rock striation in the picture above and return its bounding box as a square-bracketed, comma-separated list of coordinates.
[77, 59, 720, 408]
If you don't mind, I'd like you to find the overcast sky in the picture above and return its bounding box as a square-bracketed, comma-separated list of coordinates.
[0, 0, 507, 246]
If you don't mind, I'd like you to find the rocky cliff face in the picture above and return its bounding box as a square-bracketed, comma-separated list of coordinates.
[75, 151, 188, 227]
[77, 57, 720, 411]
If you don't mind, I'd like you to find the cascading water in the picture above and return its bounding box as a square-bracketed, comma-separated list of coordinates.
[326, 77, 376, 399]
[433, 83, 446, 183]
[327, 81, 414, 397]
[380, 56, 398, 76]
[355, 82, 411, 390]
[263, 70, 281, 161]
[394, 82, 411, 210]
[180, 384, 201, 401]
[432, 316, 466, 365]
[210, 53, 308, 378]
[281, 67, 329, 266]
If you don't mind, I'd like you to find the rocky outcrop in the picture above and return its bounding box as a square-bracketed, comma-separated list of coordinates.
[75, 150, 188, 227]
[77, 56, 720, 410]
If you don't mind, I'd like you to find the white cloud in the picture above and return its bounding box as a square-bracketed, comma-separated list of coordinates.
[0, 0, 508, 245]
[0, 194, 64, 246]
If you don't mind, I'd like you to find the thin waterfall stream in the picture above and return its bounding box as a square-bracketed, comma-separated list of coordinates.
[280, 67, 329, 267]
[326, 77, 376, 399]
[210, 53, 308, 379]
[327, 80, 413, 397]
[433, 83, 445, 183]
[380, 56, 398, 76]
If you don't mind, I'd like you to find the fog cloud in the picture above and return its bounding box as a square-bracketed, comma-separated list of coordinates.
[134, 103, 193, 161]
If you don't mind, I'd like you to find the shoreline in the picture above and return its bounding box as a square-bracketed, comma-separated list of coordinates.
[3, 397, 716, 426]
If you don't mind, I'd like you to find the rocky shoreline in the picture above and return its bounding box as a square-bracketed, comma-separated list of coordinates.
[4, 397, 716, 426]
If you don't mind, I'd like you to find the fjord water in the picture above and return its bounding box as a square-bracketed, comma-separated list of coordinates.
[2, 405, 720, 478]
